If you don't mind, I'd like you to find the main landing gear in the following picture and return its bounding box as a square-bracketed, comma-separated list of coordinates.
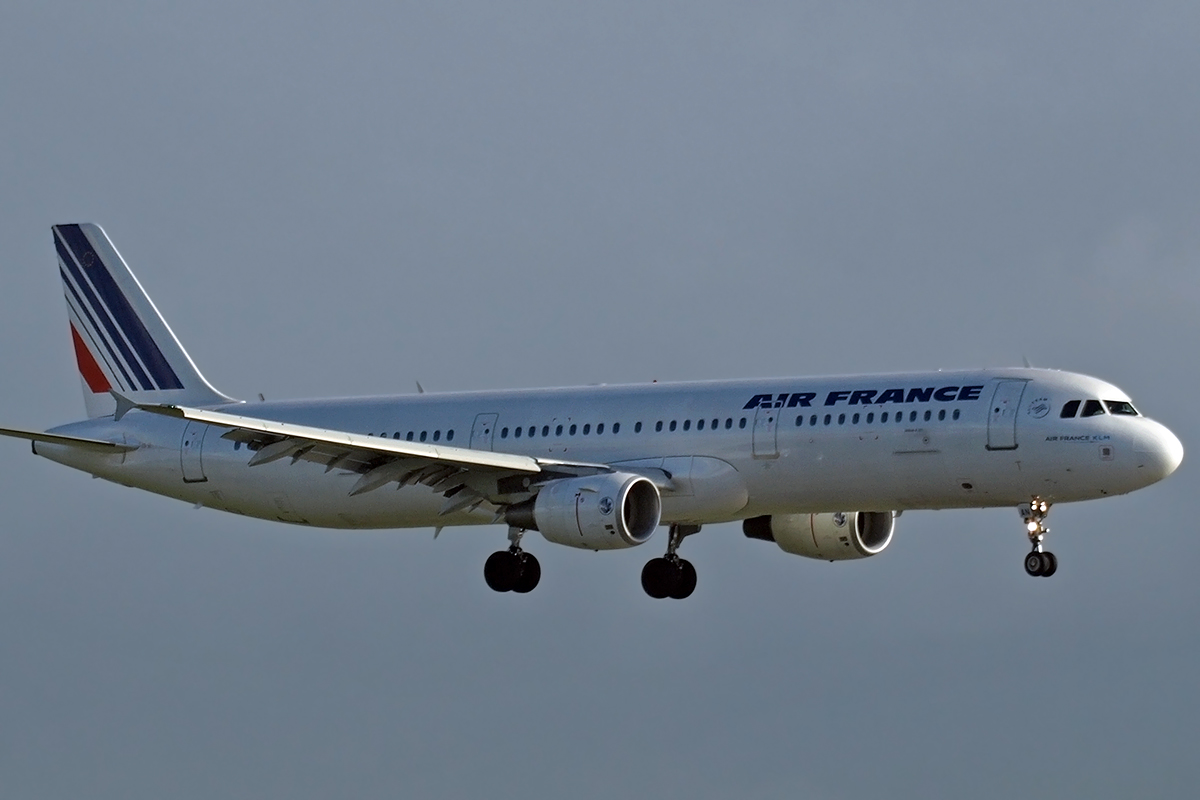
[641, 524, 700, 600]
[484, 527, 541, 593]
[1021, 497, 1058, 577]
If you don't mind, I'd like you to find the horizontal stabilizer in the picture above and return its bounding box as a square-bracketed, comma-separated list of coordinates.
[0, 426, 136, 453]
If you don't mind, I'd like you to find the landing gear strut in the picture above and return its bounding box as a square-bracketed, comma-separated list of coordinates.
[484, 527, 541, 593]
[641, 524, 700, 600]
[1021, 497, 1058, 577]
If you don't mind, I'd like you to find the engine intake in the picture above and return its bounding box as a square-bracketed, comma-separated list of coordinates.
[743, 511, 895, 561]
[505, 472, 661, 550]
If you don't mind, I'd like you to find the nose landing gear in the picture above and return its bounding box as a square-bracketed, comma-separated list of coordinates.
[641, 524, 700, 599]
[484, 527, 541, 593]
[1021, 498, 1058, 577]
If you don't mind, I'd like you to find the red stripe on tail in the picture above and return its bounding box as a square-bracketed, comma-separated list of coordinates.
[71, 324, 112, 393]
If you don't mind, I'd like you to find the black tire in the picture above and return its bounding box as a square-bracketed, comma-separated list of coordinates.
[641, 557, 675, 599]
[513, 552, 541, 593]
[1024, 551, 1044, 577]
[1040, 551, 1058, 577]
[669, 559, 697, 600]
[484, 550, 519, 592]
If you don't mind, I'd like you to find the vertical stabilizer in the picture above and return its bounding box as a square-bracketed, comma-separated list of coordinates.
[54, 223, 237, 418]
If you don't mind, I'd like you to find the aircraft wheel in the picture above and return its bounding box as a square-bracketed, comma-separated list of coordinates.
[641, 557, 676, 599]
[485, 550, 520, 592]
[513, 552, 541, 593]
[1039, 551, 1058, 577]
[1023, 551, 1044, 577]
[668, 559, 697, 600]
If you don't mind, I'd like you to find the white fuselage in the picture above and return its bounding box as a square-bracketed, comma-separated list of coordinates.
[35, 367, 1182, 531]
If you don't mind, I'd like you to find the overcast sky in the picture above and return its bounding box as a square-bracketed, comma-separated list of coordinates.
[1, 2, 1198, 798]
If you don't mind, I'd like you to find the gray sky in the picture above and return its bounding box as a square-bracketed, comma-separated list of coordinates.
[1, 2, 1198, 797]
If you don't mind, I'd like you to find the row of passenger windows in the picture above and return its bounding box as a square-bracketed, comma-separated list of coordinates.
[499, 417, 752, 438]
[1060, 399, 1139, 418]
[796, 408, 961, 426]
[369, 430, 455, 443]
[369, 406, 970, 442]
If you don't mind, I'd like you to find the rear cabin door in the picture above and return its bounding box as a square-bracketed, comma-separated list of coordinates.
[752, 403, 779, 459]
[180, 421, 208, 483]
[986, 380, 1027, 451]
[471, 413, 499, 451]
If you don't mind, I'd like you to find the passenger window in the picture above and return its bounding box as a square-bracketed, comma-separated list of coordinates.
[541, 426, 549, 437]
[669, 421, 677, 432]
[952, 410, 960, 420]
[867, 412, 874, 424]
[809, 415, 817, 426]
[570, 424, 578, 435]
[739, 418, 747, 429]
[583, 424, 591, 435]
[1081, 400, 1106, 418]
[712, 419, 718, 429]
[725, 418, 733, 429]
[924, 410, 931, 422]
[1060, 400, 1081, 418]
[613, 422, 620, 434]
[909, 411, 917, 422]
[838, 413, 846, 425]
[656, 421, 663, 432]
[596, 423, 604, 435]
[796, 415, 804, 427]
[433, 430, 441, 442]
[556, 425, 563, 436]
[635, 422, 642, 433]
[1104, 400, 1138, 416]
[406, 432, 414, 441]
[938, 409, 945, 421]
[852, 413, 860, 424]
[420, 431, 427, 442]
[882, 412, 889, 423]
[392, 432, 400, 440]
[501, 427, 509, 438]
[697, 419, 705, 431]
[514, 427, 522, 438]
[824, 414, 831, 425]
[447, 430, 455, 441]
[683, 420, 691, 431]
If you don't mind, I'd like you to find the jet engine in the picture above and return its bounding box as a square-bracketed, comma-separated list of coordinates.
[505, 472, 661, 551]
[742, 511, 895, 561]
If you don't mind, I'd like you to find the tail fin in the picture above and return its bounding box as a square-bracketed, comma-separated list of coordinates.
[53, 223, 236, 418]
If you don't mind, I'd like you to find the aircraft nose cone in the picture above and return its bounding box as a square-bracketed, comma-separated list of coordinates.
[1137, 421, 1184, 481]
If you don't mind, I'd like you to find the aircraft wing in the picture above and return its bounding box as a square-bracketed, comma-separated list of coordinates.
[133, 402, 612, 515]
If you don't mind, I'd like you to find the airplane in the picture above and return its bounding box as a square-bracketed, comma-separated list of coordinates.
[0, 224, 1184, 599]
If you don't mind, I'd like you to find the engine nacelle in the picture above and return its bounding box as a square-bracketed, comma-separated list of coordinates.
[742, 511, 895, 561]
[505, 473, 662, 551]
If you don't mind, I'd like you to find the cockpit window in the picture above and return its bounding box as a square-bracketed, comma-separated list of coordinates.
[1080, 399, 1106, 417]
[1060, 400, 1081, 418]
[1104, 400, 1139, 416]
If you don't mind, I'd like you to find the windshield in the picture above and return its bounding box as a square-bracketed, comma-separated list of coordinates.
[1104, 400, 1139, 416]
[1080, 400, 1106, 417]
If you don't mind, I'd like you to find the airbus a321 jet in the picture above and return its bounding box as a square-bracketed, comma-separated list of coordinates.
[0, 225, 1184, 598]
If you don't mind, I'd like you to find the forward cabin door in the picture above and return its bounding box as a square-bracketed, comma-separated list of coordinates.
[986, 380, 1027, 450]
[752, 402, 779, 459]
[180, 421, 208, 482]
[471, 413, 499, 451]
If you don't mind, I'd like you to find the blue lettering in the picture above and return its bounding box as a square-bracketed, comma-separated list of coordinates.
[787, 392, 816, 408]
[877, 388, 906, 404]
[933, 386, 959, 402]
[958, 385, 983, 401]
[825, 390, 851, 406]
[849, 389, 877, 405]
[743, 394, 773, 410]
[905, 387, 934, 403]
